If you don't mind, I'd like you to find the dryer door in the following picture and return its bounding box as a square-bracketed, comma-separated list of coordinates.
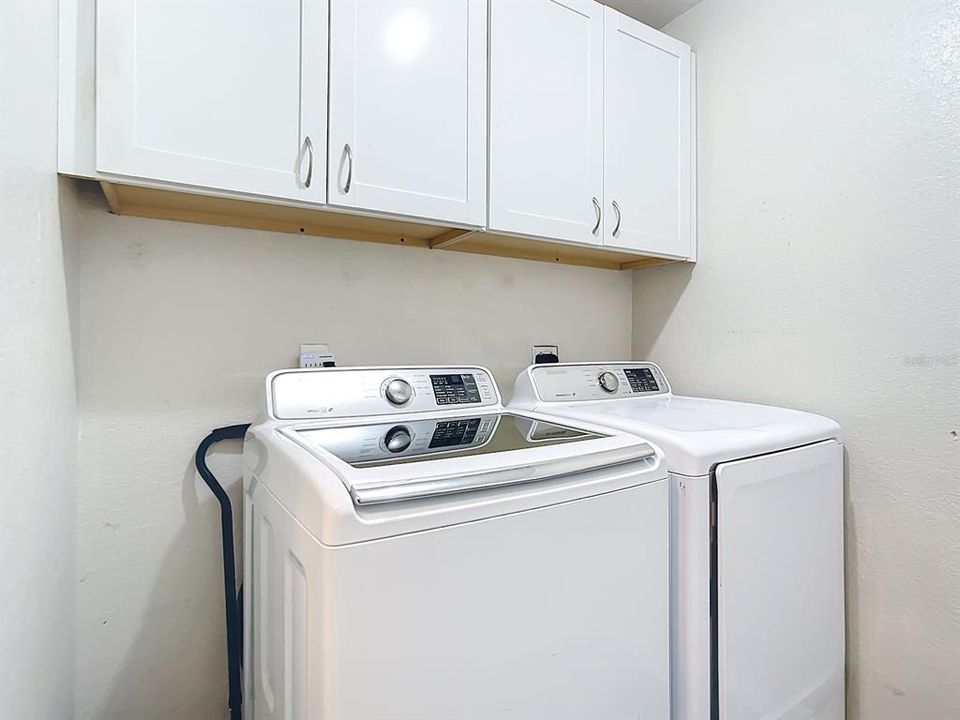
[716, 440, 845, 720]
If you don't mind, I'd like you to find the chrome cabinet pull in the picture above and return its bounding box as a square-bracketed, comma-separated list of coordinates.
[591, 196, 601, 235]
[300, 136, 314, 189]
[612, 200, 622, 237]
[344, 143, 353, 194]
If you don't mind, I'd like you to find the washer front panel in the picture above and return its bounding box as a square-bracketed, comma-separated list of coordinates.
[530, 363, 671, 402]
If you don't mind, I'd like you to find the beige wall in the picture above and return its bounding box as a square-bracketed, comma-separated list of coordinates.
[68, 183, 632, 719]
[0, 1, 78, 717]
[636, 1, 960, 718]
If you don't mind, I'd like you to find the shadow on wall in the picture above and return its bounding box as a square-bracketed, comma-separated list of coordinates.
[57, 177, 86, 387]
[97, 442, 244, 720]
[631, 262, 694, 358]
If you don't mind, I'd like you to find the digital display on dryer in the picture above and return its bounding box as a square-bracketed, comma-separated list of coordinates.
[624, 367, 660, 393]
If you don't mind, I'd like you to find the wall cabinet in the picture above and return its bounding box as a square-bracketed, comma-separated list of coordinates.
[488, 0, 604, 245]
[96, 0, 327, 203]
[603, 8, 692, 258]
[328, 0, 486, 226]
[488, 1, 693, 259]
[63, 0, 695, 269]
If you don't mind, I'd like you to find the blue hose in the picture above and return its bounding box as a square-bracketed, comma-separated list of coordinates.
[196, 424, 250, 720]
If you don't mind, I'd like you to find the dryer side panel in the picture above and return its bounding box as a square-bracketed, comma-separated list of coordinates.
[716, 439, 845, 720]
[670, 472, 712, 720]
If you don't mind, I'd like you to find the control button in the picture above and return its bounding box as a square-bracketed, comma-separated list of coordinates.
[384, 425, 412, 453]
[384, 378, 413, 405]
[598, 371, 620, 393]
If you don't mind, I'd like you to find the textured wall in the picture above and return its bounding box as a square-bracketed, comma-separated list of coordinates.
[68, 183, 632, 719]
[0, 1, 78, 717]
[635, 1, 960, 718]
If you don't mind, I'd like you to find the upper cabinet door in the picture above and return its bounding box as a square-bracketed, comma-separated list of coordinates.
[328, 0, 486, 226]
[489, 0, 604, 245]
[96, 0, 326, 203]
[603, 8, 692, 258]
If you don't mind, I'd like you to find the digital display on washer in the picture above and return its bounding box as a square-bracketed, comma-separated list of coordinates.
[624, 367, 660, 393]
[431, 374, 482, 405]
[430, 418, 482, 448]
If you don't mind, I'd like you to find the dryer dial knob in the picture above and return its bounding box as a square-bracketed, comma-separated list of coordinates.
[384, 378, 413, 405]
[598, 371, 620, 393]
[384, 425, 412, 453]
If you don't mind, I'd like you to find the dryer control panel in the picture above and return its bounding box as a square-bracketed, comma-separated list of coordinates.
[268, 366, 500, 420]
[527, 363, 671, 402]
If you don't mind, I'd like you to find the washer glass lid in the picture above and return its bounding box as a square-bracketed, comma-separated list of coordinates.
[296, 412, 605, 468]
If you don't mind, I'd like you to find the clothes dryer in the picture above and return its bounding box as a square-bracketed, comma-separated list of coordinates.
[511, 362, 845, 720]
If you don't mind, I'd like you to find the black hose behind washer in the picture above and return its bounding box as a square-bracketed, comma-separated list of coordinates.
[196, 423, 250, 720]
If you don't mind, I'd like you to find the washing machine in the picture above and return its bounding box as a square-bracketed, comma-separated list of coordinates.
[242, 365, 671, 720]
[510, 362, 845, 720]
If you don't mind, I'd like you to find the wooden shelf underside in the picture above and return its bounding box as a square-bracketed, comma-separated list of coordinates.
[100, 182, 676, 271]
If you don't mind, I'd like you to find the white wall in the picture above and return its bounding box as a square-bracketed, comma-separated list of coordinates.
[7, 1, 955, 718]
[0, 1, 79, 717]
[635, 1, 960, 718]
[68, 183, 632, 719]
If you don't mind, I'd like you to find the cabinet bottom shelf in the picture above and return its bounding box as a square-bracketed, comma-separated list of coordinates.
[97, 181, 678, 271]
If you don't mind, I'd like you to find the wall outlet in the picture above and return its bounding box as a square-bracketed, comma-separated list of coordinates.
[532, 345, 559, 364]
[299, 343, 336, 369]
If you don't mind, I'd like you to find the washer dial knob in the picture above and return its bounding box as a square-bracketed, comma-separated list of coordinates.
[384, 378, 413, 405]
[384, 425, 412, 453]
[598, 371, 620, 393]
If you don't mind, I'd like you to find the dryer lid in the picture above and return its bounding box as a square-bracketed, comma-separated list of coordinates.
[585, 395, 842, 475]
[511, 363, 841, 476]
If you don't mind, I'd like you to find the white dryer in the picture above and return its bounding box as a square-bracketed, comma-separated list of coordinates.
[243, 366, 671, 720]
[511, 362, 845, 720]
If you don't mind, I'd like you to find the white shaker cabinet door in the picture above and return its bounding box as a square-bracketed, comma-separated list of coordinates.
[96, 0, 326, 203]
[488, 0, 604, 245]
[328, 0, 486, 226]
[603, 8, 692, 258]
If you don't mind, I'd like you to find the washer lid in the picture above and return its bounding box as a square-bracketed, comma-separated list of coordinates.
[296, 412, 600, 468]
[282, 411, 658, 505]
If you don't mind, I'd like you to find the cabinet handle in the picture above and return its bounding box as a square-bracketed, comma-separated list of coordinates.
[300, 136, 314, 189]
[344, 143, 354, 194]
[612, 200, 622, 237]
[592, 197, 601, 235]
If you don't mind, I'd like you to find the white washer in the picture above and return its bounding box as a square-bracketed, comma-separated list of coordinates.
[243, 366, 671, 720]
[511, 362, 845, 720]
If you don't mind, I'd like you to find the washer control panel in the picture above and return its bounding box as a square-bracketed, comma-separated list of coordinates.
[430, 373, 483, 405]
[529, 363, 670, 402]
[269, 366, 499, 420]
